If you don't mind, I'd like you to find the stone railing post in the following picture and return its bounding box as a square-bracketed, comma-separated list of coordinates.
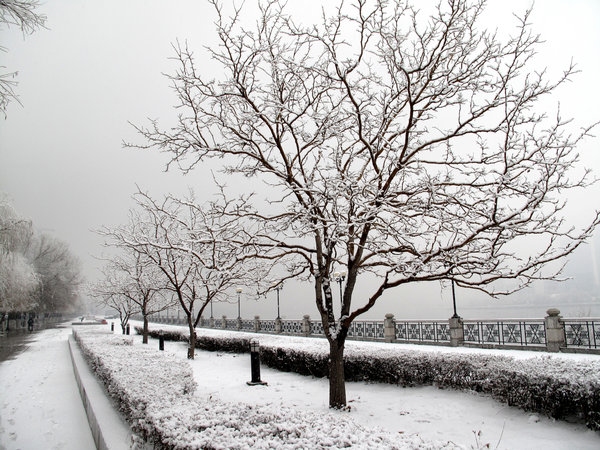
[254, 315, 260, 333]
[221, 315, 227, 330]
[449, 315, 464, 347]
[209, 317, 214, 328]
[384, 313, 396, 342]
[237, 317, 242, 330]
[545, 308, 565, 352]
[302, 315, 311, 337]
[275, 317, 282, 334]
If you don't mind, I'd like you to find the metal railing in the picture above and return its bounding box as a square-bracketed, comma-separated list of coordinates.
[141, 314, 600, 352]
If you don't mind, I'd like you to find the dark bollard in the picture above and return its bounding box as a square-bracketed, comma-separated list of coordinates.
[111, 322, 114, 332]
[159, 331, 164, 351]
[126, 324, 130, 335]
[247, 340, 267, 386]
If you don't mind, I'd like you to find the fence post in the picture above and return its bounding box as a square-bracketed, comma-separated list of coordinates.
[302, 315, 311, 337]
[449, 316, 464, 347]
[221, 315, 227, 330]
[545, 308, 565, 352]
[275, 317, 282, 334]
[237, 316, 242, 330]
[254, 315, 260, 333]
[384, 313, 396, 342]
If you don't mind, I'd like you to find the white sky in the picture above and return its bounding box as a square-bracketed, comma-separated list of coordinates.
[1, 0, 599, 320]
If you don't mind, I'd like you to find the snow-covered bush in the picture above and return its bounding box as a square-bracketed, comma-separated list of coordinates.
[136, 325, 600, 430]
[77, 327, 457, 449]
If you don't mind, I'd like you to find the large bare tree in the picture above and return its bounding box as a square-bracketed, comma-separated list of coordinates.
[101, 190, 262, 359]
[128, 0, 599, 407]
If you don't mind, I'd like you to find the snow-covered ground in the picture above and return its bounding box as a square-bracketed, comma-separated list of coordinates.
[0, 324, 95, 450]
[132, 321, 600, 450]
[2, 322, 599, 449]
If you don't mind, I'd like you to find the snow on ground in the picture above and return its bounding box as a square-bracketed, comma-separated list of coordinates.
[131, 321, 600, 450]
[0, 325, 95, 450]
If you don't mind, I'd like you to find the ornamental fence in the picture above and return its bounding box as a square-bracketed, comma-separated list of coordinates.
[143, 309, 600, 354]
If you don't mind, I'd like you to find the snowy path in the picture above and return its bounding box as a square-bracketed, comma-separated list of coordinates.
[0, 325, 95, 450]
[135, 331, 600, 450]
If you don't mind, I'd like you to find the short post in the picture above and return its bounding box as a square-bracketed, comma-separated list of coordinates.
[111, 322, 114, 332]
[247, 340, 267, 386]
[221, 315, 227, 329]
[237, 317, 243, 330]
[545, 308, 565, 352]
[254, 315, 260, 333]
[159, 330, 164, 351]
[209, 316, 215, 328]
[449, 315, 464, 347]
[302, 315, 311, 337]
[384, 313, 396, 343]
[275, 317, 282, 334]
[126, 323, 130, 335]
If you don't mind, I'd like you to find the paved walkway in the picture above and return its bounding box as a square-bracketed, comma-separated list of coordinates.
[0, 325, 96, 450]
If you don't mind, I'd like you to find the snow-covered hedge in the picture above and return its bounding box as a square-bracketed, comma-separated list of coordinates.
[138, 326, 600, 431]
[76, 327, 456, 449]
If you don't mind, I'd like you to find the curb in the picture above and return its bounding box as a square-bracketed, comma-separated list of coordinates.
[68, 334, 132, 450]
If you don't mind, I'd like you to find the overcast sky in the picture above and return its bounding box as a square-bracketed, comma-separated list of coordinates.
[1, 0, 599, 320]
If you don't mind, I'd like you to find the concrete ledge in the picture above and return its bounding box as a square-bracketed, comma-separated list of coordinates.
[68, 334, 132, 450]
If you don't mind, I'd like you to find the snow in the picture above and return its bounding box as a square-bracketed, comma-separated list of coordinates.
[0, 325, 96, 449]
[130, 321, 600, 449]
[1, 322, 599, 449]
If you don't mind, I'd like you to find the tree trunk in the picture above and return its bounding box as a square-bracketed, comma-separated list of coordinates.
[142, 315, 149, 344]
[187, 320, 196, 359]
[328, 338, 346, 409]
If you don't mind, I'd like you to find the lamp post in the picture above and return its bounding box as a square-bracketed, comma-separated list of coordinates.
[333, 271, 346, 306]
[274, 283, 283, 319]
[451, 279, 459, 318]
[236, 287, 243, 319]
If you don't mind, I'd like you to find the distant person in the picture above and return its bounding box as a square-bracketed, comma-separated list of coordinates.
[27, 317, 34, 332]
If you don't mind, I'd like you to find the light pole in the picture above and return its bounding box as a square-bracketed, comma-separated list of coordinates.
[451, 279, 459, 318]
[236, 287, 243, 319]
[333, 271, 346, 306]
[274, 283, 283, 319]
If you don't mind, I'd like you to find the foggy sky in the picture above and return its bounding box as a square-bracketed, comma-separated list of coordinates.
[1, 0, 599, 320]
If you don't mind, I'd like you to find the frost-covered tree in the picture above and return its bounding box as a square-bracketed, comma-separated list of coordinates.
[129, 0, 599, 407]
[101, 190, 262, 359]
[93, 251, 175, 343]
[0, 197, 38, 321]
[0, 0, 46, 116]
[29, 234, 82, 313]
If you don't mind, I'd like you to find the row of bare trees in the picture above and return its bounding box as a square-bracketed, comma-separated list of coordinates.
[93, 190, 268, 358]
[0, 196, 82, 323]
[101, 0, 597, 409]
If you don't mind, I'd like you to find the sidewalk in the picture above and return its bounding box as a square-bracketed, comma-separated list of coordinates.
[0, 325, 96, 450]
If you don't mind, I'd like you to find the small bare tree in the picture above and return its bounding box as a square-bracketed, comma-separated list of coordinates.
[101, 190, 263, 359]
[129, 0, 599, 407]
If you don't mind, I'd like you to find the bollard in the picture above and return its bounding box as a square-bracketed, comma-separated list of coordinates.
[111, 322, 114, 332]
[126, 324, 130, 335]
[247, 340, 267, 386]
[159, 331, 164, 351]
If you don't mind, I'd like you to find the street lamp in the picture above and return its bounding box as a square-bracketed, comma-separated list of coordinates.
[274, 283, 283, 319]
[236, 287, 243, 319]
[451, 279, 459, 318]
[333, 271, 346, 305]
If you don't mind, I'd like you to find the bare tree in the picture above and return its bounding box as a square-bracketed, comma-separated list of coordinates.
[128, 0, 599, 407]
[89, 267, 138, 334]
[0, 0, 46, 116]
[101, 190, 262, 359]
